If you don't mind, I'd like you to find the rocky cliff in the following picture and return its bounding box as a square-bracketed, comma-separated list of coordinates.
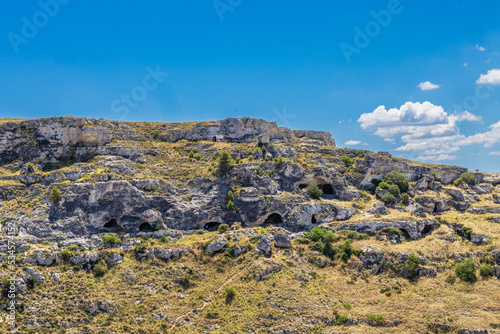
[1, 116, 500, 333]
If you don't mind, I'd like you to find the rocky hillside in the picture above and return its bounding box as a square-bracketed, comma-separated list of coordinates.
[1, 116, 500, 333]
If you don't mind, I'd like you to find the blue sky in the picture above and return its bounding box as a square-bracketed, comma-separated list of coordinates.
[1, 1, 500, 172]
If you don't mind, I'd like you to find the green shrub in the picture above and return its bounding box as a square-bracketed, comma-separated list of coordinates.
[294, 237, 311, 244]
[276, 156, 284, 166]
[382, 170, 409, 192]
[227, 200, 235, 211]
[388, 184, 400, 197]
[218, 224, 229, 234]
[379, 226, 402, 236]
[341, 155, 354, 168]
[227, 190, 235, 202]
[307, 184, 323, 200]
[355, 149, 365, 157]
[455, 259, 477, 282]
[93, 261, 108, 277]
[367, 313, 385, 325]
[343, 230, 368, 240]
[381, 193, 396, 205]
[377, 182, 389, 190]
[479, 264, 493, 277]
[431, 169, 438, 180]
[342, 302, 352, 310]
[188, 150, 194, 158]
[61, 249, 71, 262]
[103, 233, 122, 245]
[134, 244, 147, 257]
[462, 226, 474, 239]
[403, 253, 421, 278]
[334, 313, 349, 325]
[453, 172, 476, 186]
[306, 226, 331, 242]
[401, 193, 410, 205]
[151, 130, 159, 139]
[310, 241, 325, 253]
[214, 151, 235, 177]
[194, 153, 201, 160]
[225, 286, 236, 304]
[50, 186, 61, 203]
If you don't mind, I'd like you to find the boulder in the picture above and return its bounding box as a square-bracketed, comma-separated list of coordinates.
[206, 237, 228, 252]
[273, 232, 292, 248]
[367, 203, 390, 215]
[257, 237, 272, 254]
[443, 188, 465, 202]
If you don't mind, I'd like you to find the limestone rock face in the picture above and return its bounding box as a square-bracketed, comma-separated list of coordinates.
[353, 153, 467, 188]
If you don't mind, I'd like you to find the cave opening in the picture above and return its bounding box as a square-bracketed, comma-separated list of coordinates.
[103, 218, 121, 231]
[264, 213, 283, 224]
[311, 214, 320, 225]
[204, 222, 221, 231]
[400, 228, 411, 240]
[321, 184, 334, 195]
[421, 224, 433, 236]
[139, 222, 154, 232]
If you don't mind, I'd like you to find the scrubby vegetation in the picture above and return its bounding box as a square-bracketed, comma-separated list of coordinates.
[307, 184, 323, 199]
[453, 172, 476, 186]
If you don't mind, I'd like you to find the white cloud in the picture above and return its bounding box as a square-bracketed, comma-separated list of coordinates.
[474, 45, 486, 51]
[418, 81, 440, 91]
[416, 154, 457, 161]
[489, 151, 500, 156]
[458, 120, 500, 147]
[344, 140, 361, 145]
[476, 69, 500, 84]
[384, 138, 395, 143]
[358, 101, 482, 161]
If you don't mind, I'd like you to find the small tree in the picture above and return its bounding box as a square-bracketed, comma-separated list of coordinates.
[151, 130, 159, 140]
[194, 153, 201, 160]
[227, 190, 235, 202]
[341, 155, 354, 168]
[382, 171, 409, 192]
[455, 259, 477, 282]
[227, 200, 235, 211]
[214, 151, 235, 177]
[225, 286, 236, 304]
[307, 184, 323, 200]
[388, 184, 400, 197]
[93, 260, 108, 277]
[188, 150, 195, 159]
[401, 193, 410, 205]
[50, 186, 61, 203]
[381, 193, 396, 205]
